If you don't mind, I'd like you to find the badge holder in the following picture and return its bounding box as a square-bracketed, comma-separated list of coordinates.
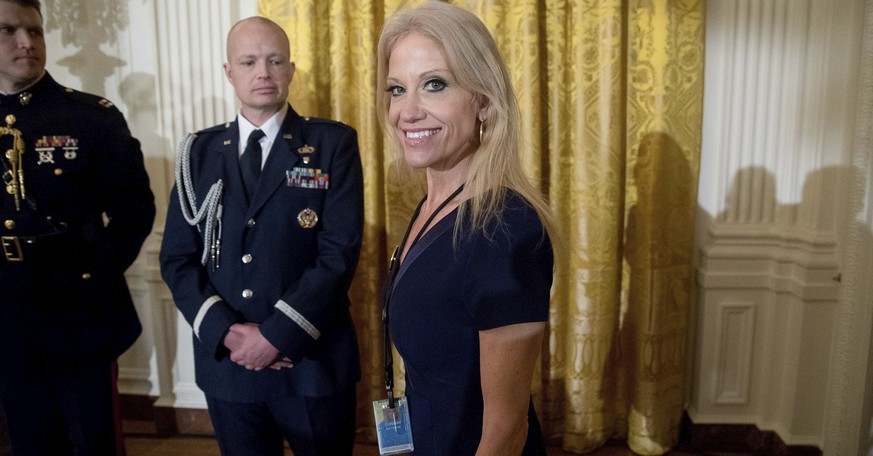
[374, 319, 414, 454]
[374, 245, 413, 455]
[373, 395, 413, 455]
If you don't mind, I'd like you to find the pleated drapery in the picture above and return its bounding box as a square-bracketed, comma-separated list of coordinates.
[260, 0, 704, 453]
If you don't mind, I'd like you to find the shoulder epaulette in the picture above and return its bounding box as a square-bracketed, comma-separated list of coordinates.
[195, 122, 232, 135]
[303, 116, 347, 127]
[62, 87, 116, 110]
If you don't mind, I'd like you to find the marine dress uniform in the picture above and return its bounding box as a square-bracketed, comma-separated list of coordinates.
[0, 72, 155, 454]
[160, 105, 363, 455]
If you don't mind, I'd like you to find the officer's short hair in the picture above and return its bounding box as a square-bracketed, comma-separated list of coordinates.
[1, 0, 41, 15]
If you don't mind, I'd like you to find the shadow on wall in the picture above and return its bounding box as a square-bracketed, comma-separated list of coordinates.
[617, 132, 694, 453]
[691, 164, 865, 455]
[43, 0, 129, 95]
[711, 165, 853, 230]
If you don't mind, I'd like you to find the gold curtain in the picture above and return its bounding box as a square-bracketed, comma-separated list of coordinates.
[259, 0, 704, 454]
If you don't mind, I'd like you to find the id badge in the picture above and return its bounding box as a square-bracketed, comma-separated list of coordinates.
[372, 396, 414, 455]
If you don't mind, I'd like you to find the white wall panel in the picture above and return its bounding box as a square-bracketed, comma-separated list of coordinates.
[713, 301, 756, 405]
[693, 0, 868, 451]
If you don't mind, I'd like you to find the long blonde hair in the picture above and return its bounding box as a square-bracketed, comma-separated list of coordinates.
[376, 1, 559, 246]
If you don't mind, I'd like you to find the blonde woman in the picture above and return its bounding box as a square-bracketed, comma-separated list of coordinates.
[377, 2, 558, 455]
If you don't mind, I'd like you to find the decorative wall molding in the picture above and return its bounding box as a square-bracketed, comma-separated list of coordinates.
[698, 226, 840, 301]
[713, 301, 756, 405]
[172, 382, 208, 410]
[117, 367, 154, 397]
[693, 0, 865, 450]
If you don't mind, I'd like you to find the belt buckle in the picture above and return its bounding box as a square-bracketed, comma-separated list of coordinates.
[1, 236, 23, 261]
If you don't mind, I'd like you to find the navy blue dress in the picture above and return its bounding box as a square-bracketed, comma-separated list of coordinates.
[388, 193, 553, 455]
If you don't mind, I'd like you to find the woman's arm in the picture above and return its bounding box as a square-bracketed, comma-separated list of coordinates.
[476, 321, 546, 456]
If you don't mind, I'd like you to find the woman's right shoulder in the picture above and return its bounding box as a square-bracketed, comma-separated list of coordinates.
[502, 190, 546, 231]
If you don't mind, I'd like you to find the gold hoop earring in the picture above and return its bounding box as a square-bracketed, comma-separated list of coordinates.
[478, 121, 484, 144]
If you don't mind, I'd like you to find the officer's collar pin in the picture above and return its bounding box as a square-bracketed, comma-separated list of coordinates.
[19, 92, 32, 106]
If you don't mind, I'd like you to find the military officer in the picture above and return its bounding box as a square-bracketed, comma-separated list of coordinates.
[0, 0, 156, 454]
[160, 17, 363, 456]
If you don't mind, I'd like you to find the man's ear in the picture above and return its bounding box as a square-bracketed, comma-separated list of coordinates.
[223, 62, 233, 84]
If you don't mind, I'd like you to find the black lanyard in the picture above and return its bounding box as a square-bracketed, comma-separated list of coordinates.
[382, 184, 465, 407]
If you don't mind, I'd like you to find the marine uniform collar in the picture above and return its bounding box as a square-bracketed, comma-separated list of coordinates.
[0, 71, 54, 107]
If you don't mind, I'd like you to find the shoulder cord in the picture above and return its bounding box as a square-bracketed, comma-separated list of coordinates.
[175, 133, 224, 267]
[382, 183, 464, 408]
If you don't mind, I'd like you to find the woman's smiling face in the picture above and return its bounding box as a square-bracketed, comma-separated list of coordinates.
[386, 33, 485, 172]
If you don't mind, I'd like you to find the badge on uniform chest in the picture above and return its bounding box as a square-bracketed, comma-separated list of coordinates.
[286, 167, 329, 189]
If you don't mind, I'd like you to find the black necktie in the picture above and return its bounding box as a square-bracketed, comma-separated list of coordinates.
[241, 129, 265, 200]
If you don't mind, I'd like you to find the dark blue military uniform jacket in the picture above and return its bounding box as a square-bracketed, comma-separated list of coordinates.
[160, 106, 363, 402]
[0, 73, 155, 366]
